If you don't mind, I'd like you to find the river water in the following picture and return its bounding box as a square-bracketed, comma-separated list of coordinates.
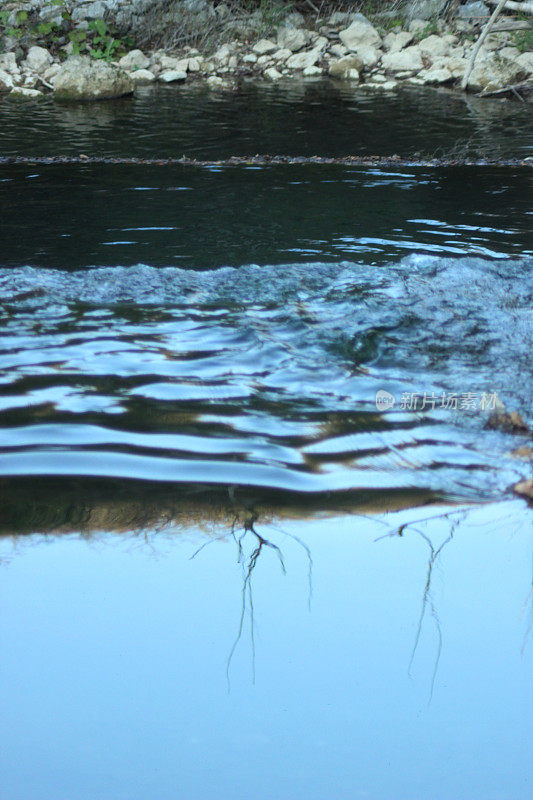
[0, 81, 532, 799]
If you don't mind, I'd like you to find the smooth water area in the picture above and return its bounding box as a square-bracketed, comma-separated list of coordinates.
[0, 82, 532, 799]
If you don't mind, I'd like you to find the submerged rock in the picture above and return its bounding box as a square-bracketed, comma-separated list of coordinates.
[53, 56, 134, 101]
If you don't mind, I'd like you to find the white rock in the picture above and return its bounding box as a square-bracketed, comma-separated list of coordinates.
[499, 46, 521, 62]
[356, 45, 381, 68]
[418, 35, 451, 58]
[213, 44, 233, 63]
[466, 52, 523, 91]
[207, 75, 224, 87]
[0, 52, 19, 76]
[53, 56, 134, 100]
[382, 45, 424, 72]
[286, 49, 321, 70]
[8, 87, 43, 99]
[329, 44, 348, 58]
[158, 70, 187, 83]
[272, 49, 292, 63]
[443, 55, 468, 79]
[242, 53, 258, 64]
[311, 36, 329, 51]
[516, 52, 533, 74]
[256, 55, 272, 67]
[276, 25, 306, 52]
[24, 75, 39, 88]
[188, 57, 202, 72]
[130, 69, 156, 83]
[227, 55, 238, 69]
[418, 66, 453, 84]
[119, 50, 150, 71]
[339, 17, 381, 52]
[328, 55, 363, 78]
[43, 64, 61, 82]
[159, 55, 185, 70]
[25, 46, 53, 75]
[264, 67, 282, 80]
[383, 31, 414, 52]
[253, 39, 277, 55]
[303, 65, 322, 76]
[0, 69, 14, 92]
[408, 19, 429, 34]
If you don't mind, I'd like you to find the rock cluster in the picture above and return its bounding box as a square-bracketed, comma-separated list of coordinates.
[0, 10, 531, 101]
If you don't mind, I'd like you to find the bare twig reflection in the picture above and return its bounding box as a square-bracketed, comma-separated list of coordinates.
[226, 514, 286, 690]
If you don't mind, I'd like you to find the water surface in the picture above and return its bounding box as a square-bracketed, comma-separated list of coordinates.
[0, 81, 532, 800]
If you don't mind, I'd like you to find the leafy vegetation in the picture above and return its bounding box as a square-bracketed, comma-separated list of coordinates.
[0, 0, 133, 61]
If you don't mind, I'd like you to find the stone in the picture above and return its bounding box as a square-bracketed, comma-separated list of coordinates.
[303, 65, 322, 76]
[25, 46, 52, 75]
[119, 50, 150, 72]
[187, 57, 202, 72]
[207, 75, 224, 87]
[53, 56, 134, 100]
[213, 44, 233, 63]
[339, 16, 381, 52]
[418, 35, 452, 58]
[382, 45, 424, 72]
[256, 55, 272, 67]
[383, 31, 414, 53]
[130, 69, 156, 83]
[459, 2, 490, 18]
[242, 53, 257, 64]
[329, 44, 348, 58]
[438, 55, 468, 78]
[158, 70, 187, 83]
[0, 69, 14, 92]
[286, 49, 321, 70]
[328, 55, 363, 79]
[71, 1, 108, 22]
[0, 52, 19, 76]
[43, 64, 61, 82]
[252, 39, 277, 56]
[160, 55, 189, 71]
[276, 25, 306, 53]
[283, 11, 305, 28]
[264, 67, 282, 80]
[408, 19, 429, 34]
[356, 45, 381, 69]
[466, 52, 524, 91]
[515, 52, 533, 74]
[406, 0, 447, 21]
[8, 87, 43, 100]
[499, 46, 521, 62]
[418, 66, 453, 84]
[272, 49, 292, 63]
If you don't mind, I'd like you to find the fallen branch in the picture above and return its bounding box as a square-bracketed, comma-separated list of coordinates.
[479, 79, 533, 95]
[462, 0, 508, 90]
[486, 0, 533, 12]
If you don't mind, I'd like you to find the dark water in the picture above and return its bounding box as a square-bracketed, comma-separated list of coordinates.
[0, 82, 532, 799]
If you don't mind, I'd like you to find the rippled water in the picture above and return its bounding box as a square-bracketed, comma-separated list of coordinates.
[0, 82, 532, 800]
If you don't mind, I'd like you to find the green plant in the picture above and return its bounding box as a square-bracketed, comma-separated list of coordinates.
[511, 26, 533, 54]
[0, 0, 132, 61]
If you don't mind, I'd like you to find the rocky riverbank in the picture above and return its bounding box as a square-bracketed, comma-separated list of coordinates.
[1, 8, 532, 101]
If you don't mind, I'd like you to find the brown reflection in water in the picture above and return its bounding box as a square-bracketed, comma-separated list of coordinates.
[0, 476, 445, 538]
